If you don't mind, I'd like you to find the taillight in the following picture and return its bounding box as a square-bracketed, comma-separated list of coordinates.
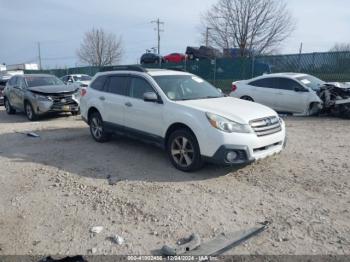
[231, 84, 237, 92]
[80, 88, 87, 97]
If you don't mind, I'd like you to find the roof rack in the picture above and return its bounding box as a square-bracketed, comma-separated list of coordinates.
[100, 65, 147, 73]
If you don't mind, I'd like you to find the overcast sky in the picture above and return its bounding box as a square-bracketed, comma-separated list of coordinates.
[0, 0, 349, 68]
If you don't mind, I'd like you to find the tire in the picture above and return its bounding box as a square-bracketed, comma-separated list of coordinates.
[24, 101, 38, 121]
[241, 96, 254, 102]
[89, 112, 111, 143]
[71, 110, 80, 116]
[167, 129, 203, 172]
[4, 98, 16, 114]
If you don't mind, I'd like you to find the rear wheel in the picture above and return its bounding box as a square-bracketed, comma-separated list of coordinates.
[167, 129, 203, 172]
[241, 96, 254, 102]
[25, 102, 37, 121]
[89, 112, 111, 142]
[4, 98, 16, 114]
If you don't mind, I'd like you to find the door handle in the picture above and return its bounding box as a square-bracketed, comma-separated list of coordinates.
[99, 96, 105, 101]
[125, 102, 132, 107]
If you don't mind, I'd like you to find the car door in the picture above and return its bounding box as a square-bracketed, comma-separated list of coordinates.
[11, 76, 24, 109]
[123, 76, 164, 139]
[248, 77, 280, 110]
[101, 75, 128, 128]
[13, 76, 26, 109]
[6, 76, 17, 107]
[274, 77, 310, 113]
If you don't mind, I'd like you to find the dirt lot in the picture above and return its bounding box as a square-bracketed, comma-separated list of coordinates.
[0, 107, 349, 256]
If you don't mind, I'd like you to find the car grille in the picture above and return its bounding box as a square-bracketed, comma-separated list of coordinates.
[250, 116, 282, 137]
[51, 94, 77, 110]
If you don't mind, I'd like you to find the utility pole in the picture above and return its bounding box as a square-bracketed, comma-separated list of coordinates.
[151, 18, 164, 55]
[37, 42, 42, 70]
[206, 27, 212, 47]
[298, 42, 303, 72]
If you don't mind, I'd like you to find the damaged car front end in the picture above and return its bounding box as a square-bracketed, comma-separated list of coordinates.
[318, 83, 350, 118]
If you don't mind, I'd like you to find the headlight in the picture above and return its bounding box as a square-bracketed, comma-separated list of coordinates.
[206, 113, 251, 133]
[34, 94, 52, 101]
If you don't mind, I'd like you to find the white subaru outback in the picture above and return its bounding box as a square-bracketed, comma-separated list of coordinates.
[80, 66, 286, 172]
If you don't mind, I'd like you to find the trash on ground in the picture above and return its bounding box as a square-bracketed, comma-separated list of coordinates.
[112, 235, 125, 245]
[161, 233, 201, 256]
[15, 131, 40, 138]
[90, 226, 103, 234]
[160, 221, 269, 256]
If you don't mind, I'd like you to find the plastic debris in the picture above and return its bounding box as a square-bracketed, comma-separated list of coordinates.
[112, 235, 125, 245]
[15, 131, 40, 138]
[90, 226, 103, 234]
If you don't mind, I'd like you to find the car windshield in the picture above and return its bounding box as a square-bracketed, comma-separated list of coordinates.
[25, 76, 64, 87]
[296, 75, 325, 91]
[73, 75, 92, 81]
[153, 75, 223, 101]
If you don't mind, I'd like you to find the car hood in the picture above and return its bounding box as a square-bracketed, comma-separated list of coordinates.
[76, 80, 91, 85]
[175, 97, 278, 124]
[28, 85, 78, 94]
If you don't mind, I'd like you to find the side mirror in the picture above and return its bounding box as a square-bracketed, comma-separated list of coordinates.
[144, 92, 159, 103]
[217, 88, 223, 93]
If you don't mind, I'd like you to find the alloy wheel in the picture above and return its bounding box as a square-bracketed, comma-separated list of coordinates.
[171, 136, 195, 168]
[91, 117, 103, 139]
[26, 104, 33, 119]
[5, 100, 10, 113]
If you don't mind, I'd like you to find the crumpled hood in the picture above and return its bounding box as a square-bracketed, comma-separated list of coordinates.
[176, 97, 278, 124]
[28, 85, 78, 94]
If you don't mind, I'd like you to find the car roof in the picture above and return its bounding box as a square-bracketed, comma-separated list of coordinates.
[248, 72, 309, 82]
[96, 69, 192, 77]
[263, 73, 308, 78]
[20, 74, 55, 78]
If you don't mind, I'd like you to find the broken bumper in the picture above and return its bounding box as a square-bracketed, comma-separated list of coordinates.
[33, 96, 80, 115]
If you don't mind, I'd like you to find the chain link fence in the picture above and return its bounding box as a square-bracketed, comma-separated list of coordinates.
[25, 51, 350, 92]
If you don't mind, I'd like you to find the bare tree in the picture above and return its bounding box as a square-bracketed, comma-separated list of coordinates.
[201, 0, 295, 56]
[77, 28, 123, 66]
[330, 43, 350, 52]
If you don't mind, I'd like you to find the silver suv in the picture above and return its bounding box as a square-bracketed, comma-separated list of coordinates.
[4, 74, 80, 121]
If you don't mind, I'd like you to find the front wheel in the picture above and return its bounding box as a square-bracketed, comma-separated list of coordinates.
[167, 129, 203, 172]
[89, 112, 111, 142]
[4, 98, 16, 114]
[25, 102, 38, 121]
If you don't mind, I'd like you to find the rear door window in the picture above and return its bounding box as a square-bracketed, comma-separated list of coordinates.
[249, 78, 276, 89]
[129, 77, 154, 99]
[90, 75, 108, 91]
[105, 75, 129, 96]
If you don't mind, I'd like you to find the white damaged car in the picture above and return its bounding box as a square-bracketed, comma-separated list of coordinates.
[80, 66, 286, 172]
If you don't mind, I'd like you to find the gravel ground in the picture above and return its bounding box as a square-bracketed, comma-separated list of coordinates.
[0, 107, 349, 256]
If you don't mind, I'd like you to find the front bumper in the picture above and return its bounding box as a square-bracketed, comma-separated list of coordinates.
[33, 97, 80, 115]
[201, 122, 286, 166]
